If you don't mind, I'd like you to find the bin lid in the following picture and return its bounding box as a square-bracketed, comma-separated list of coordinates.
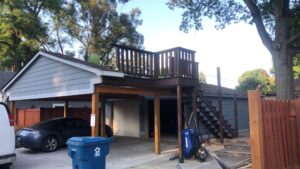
[67, 137, 112, 146]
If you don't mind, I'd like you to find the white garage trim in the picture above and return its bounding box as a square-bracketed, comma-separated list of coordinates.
[5, 77, 103, 101]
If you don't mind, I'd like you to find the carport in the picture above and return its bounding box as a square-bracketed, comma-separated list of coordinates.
[3, 45, 200, 161]
[2, 51, 166, 155]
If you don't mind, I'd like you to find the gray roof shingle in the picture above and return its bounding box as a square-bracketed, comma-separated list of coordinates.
[0, 71, 15, 89]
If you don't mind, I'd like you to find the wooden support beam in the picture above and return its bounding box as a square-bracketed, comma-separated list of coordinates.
[233, 95, 238, 137]
[64, 101, 68, 118]
[177, 86, 184, 163]
[217, 67, 224, 143]
[96, 85, 165, 96]
[154, 94, 161, 155]
[110, 102, 114, 132]
[248, 90, 265, 169]
[91, 92, 99, 137]
[100, 97, 106, 137]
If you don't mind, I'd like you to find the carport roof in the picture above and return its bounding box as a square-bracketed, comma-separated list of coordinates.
[2, 51, 124, 92]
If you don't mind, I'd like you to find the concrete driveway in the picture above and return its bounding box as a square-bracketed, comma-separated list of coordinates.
[9, 136, 241, 169]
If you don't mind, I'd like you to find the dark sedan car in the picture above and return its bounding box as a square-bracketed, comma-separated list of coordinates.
[16, 117, 112, 152]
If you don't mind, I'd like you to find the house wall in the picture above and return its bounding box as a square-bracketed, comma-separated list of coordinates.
[206, 96, 249, 131]
[7, 56, 97, 100]
[112, 100, 141, 137]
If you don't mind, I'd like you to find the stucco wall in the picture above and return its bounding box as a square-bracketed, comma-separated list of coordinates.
[112, 100, 141, 137]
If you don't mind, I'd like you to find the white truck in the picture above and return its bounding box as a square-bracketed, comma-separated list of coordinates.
[0, 103, 16, 168]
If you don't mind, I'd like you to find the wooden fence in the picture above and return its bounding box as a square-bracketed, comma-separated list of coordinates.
[248, 90, 300, 169]
[16, 107, 93, 129]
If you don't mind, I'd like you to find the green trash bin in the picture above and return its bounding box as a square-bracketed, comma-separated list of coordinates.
[67, 137, 112, 169]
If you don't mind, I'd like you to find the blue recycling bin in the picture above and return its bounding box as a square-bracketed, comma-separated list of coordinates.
[67, 137, 112, 169]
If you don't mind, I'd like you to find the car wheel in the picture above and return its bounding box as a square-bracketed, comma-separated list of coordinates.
[42, 136, 58, 152]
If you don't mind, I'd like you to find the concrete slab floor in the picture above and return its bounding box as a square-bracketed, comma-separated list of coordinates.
[8, 136, 247, 169]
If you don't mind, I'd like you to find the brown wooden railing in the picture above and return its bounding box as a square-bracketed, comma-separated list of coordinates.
[114, 45, 199, 79]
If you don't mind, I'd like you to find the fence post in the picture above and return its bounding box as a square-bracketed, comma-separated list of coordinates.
[248, 89, 265, 169]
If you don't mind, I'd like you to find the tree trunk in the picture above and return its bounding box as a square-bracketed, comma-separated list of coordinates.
[272, 50, 294, 99]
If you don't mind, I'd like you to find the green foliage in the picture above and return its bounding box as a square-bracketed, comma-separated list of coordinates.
[64, 0, 144, 65]
[168, 0, 300, 99]
[199, 71, 207, 83]
[0, 0, 143, 70]
[294, 54, 300, 78]
[0, 0, 64, 71]
[237, 69, 275, 95]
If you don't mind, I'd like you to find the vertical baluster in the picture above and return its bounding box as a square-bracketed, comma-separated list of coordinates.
[143, 53, 146, 76]
[130, 50, 133, 74]
[134, 51, 137, 75]
[121, 48, 125, 71]
[149, 53, 154, 78]
[139, 52, 142, 76]
[116, 47, 120, 70]
[126, 49, 129, 73]
[176, 49, 180, 77]
[161, 52, 164, 76]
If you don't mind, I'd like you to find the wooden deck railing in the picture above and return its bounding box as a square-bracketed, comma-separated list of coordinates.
[114, 45, 199, 79]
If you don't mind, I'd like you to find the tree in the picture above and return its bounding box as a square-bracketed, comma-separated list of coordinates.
[0, 0, 143, 70]
[168, 0, 300, 99]
[64, 0, 144, 65]
[0, 0, 65, 71]
[294, 54, 300, 78]
[199, 71, 207, 83]
[237, 69, 275, 95]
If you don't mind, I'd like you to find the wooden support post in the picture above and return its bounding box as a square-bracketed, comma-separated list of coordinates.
[110, 102, 114, 132]
[100, 97, 106, 137]
[64, 101, 68, 118]
[91, 92, 99, 137]
[177, 86, 184, 163]
[233, 95, 238, 137]
[154, 94, 161, 155]
[248, 90, 265, 169]
[217, 67, 224, 143]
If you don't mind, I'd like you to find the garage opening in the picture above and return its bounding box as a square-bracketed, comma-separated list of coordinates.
[149, 98, 178, 138]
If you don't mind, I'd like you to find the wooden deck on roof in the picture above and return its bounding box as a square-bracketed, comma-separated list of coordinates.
[108, 45, 199, 88]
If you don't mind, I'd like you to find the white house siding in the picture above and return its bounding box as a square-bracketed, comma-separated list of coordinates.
[112, 100, 141, 137]
[7, 56, 98, 100]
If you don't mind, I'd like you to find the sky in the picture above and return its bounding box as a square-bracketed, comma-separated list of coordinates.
[118, 0, 273, 89]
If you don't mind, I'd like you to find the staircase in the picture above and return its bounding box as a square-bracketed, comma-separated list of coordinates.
[183, 87, 235, 138]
